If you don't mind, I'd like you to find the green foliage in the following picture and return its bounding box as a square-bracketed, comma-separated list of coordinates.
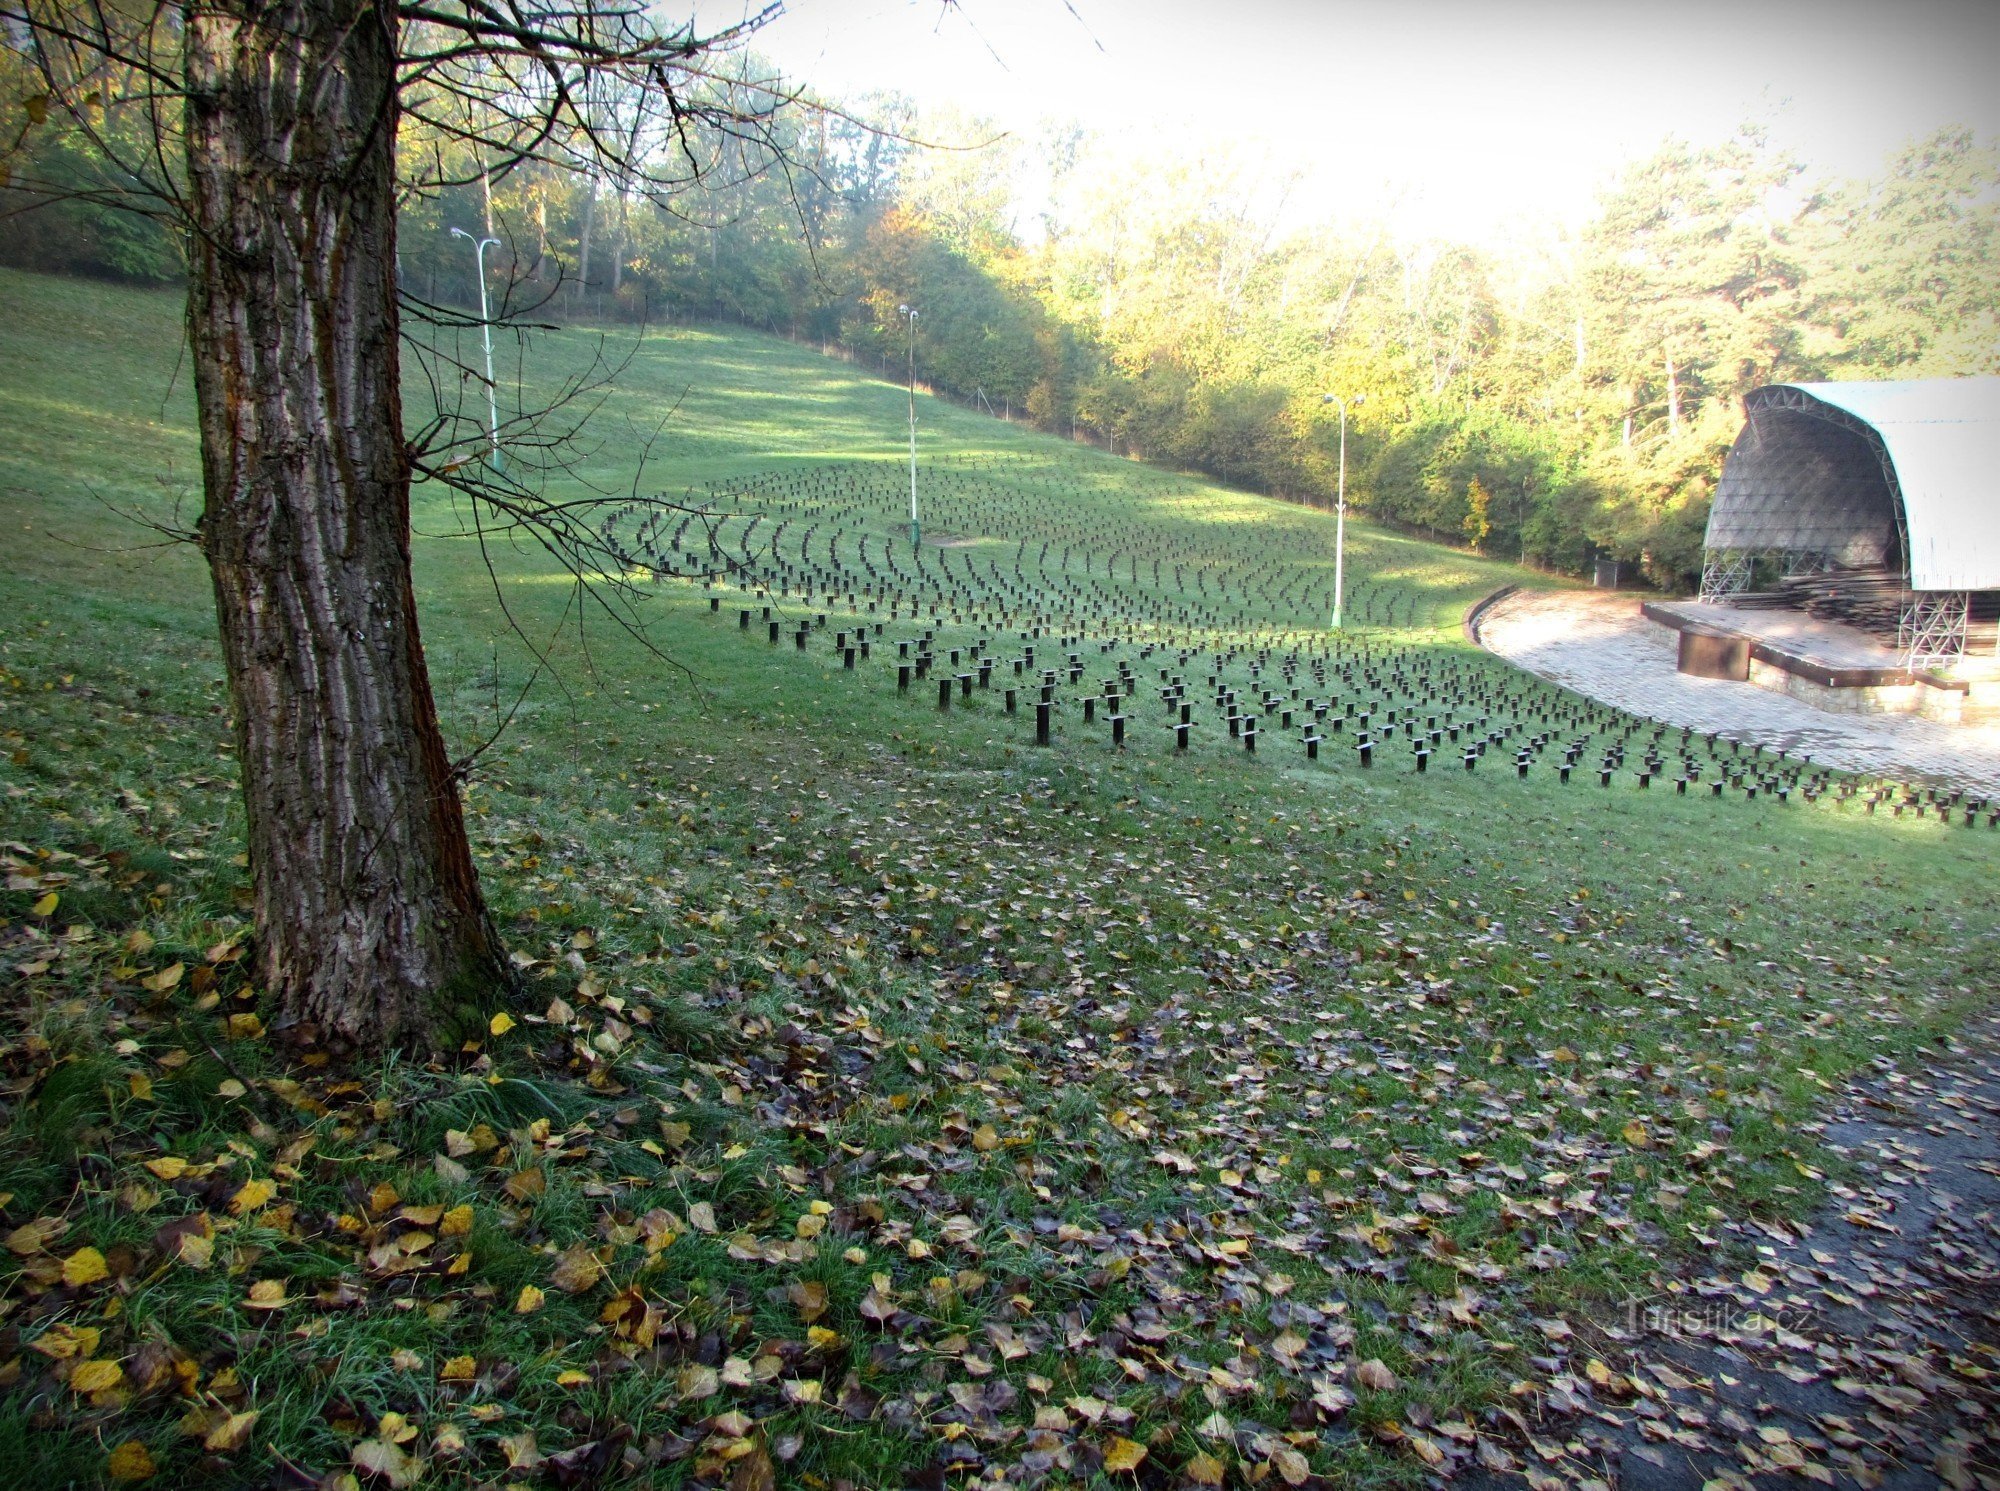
[4, 21, 1993, 578]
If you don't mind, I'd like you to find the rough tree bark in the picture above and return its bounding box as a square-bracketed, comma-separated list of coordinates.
[183, 0, 508, 1051]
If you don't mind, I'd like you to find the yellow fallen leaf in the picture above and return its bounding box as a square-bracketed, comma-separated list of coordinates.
[31, 1322, 100, 1359]
[351, 1437, 423, 1488]
[31, 891, 58, 917]
[515, 1284, 545, 1314]
[500, 1429, 542, 1469]
[1272, 1445, 1314, 1483]
[1622, 1121, 1652, 1149]
[555, 1369, 590, 1388]
[488, 1011, 516, 1036]
[229, 1178, 276, 1215]
[142, 962, 184, 993]
[6, 1216, 64, 1255]
[1103, 1437, 1148, 1474]
[226, 1012, 263, 1041]
[439, 1355, 476, 1382]
[144, 1156, 189, 1181]
[1185, 1451, 1227, 1486]
[106, 1441, 156, 1483]
[72, 1358, 124, 1394]
[439, 1204, 474, 1237]
[203, 1409, 259, 1453]
[244, 1279, 289, 1310]
[62, 1246, 110, 1287]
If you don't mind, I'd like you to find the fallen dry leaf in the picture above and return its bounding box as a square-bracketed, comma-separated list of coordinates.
[1102, 1437, 1148, 1474]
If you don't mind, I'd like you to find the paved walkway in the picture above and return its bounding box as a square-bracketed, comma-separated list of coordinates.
[1474, 589, 2000, 794]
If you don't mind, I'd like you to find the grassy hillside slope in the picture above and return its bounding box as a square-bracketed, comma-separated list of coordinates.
[0, 269, 1991, 1490]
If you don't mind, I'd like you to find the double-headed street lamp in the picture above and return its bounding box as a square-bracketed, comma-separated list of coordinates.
[1323, 392, 1364, 629]
[450, 226, 503, 472]
[898, 303, 919, 548]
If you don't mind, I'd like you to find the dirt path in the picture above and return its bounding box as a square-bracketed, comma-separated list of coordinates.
[1458, 1010, 2000, 1490]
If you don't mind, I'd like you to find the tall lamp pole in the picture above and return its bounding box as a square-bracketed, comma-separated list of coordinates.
[898, 303, 919, 548]
[450, 226, 504, 472]
[1323, 392, 1363, 629]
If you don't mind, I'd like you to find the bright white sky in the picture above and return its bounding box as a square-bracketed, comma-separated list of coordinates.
[692, 0, 2000, 245]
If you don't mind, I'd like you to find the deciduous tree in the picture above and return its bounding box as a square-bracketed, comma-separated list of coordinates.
[3, 0, 787, 1052]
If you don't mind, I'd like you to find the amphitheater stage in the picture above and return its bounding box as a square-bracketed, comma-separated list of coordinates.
[1642, 599, 1995, 721]
[1471, 590, 2000, 790]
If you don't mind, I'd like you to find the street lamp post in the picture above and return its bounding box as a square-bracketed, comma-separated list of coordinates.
[1323, 393, 1363, 629]
[450, 226, 504, 472]
[898, 303, 919, 548]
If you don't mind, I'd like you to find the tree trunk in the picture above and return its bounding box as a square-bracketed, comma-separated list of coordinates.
[183, 0, 509, 1053]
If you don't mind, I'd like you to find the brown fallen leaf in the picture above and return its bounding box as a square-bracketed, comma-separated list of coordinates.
[729, 1446, 776, 1491]
[1407, 1432, 1445, 1466]
[788, 1279, 830, 1322]
[1355, 1357, 1400, 1392]
[549, 1243, 603, 1294]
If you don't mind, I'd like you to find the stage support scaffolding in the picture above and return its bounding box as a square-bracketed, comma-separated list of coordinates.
[1900, 592, 1969, 670]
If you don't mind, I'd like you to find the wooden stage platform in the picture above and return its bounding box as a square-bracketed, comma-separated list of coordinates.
[1642, 600, 1995, 721]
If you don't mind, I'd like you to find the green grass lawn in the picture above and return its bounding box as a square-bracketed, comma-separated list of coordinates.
[0, 267, 1992, 1490]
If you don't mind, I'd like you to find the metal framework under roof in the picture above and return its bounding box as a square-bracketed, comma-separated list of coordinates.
[1702, 379, 2000, 665]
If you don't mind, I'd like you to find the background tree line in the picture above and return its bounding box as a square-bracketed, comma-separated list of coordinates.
[4, 45, 1994, 590]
